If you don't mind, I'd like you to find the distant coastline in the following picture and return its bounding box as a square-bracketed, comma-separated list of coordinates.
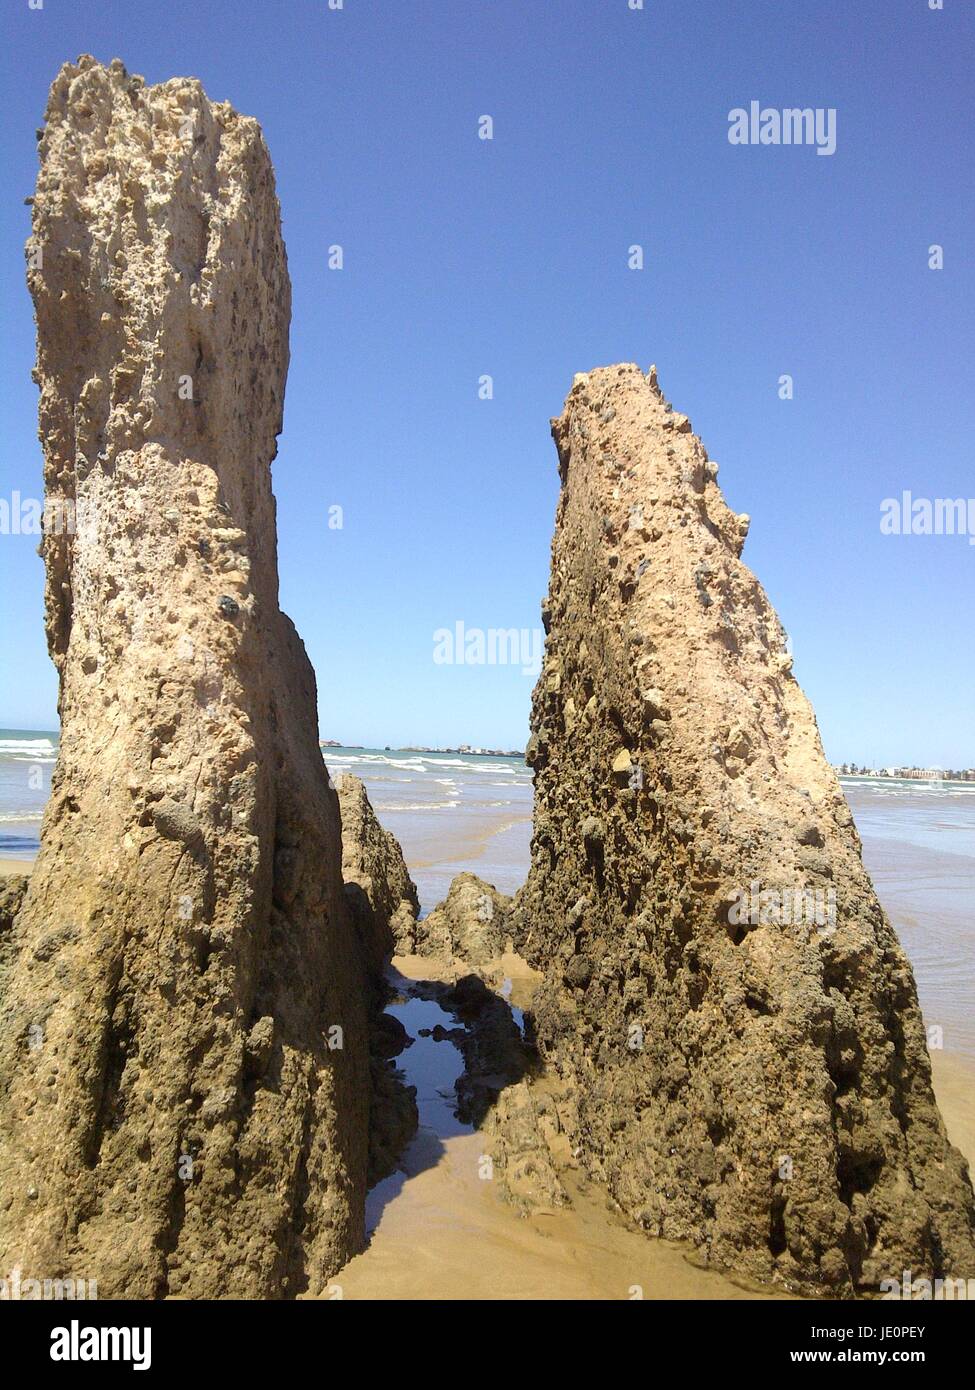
[321, 740, 525, 759]
[0, 729, 526, 760]
[836, 766, 975, 784]
[3, 732, 970, 773]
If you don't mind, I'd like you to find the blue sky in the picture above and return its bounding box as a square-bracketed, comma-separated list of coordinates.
[0, 0, 972, 764]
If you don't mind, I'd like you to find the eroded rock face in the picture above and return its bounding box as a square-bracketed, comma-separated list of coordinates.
[413, 872, 511, 968]
[0, 877, 27, 939]
[488, 1079, 571, 1215]
[0, 877, 29, 992]
[334, 773, 420, 1181]
[518, 363, 975, 1293]
[0, 57, 372, 1298]
[337, 772, 419, 961]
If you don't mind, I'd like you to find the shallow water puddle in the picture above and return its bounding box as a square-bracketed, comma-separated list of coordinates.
[366, 990, 473, 1236]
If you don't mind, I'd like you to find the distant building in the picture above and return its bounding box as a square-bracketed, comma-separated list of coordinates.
[835, 764, 974, 783]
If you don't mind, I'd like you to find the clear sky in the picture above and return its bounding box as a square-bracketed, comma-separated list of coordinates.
[0, 0, 972, 764]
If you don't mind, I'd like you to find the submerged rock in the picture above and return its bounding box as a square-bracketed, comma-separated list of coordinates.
[0, 58, 375, 1298]
[368, 1047, 418, 1189]
[517, 362, 975, 1293]
[409, 974, 532, 1129]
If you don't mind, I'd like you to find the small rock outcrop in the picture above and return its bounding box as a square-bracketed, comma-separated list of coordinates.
[517, 363, 975, 1293]
[0, 58, 375, 1298]
[488, 1079, 571, 1215]
[367, 1014, 418, 1188]
[334, 773, 420, 1182]
[0, 876, 29, 988]
[337, 772, 419, 961]
[0, 876, 27, 939]
[413, 872, 511, 968]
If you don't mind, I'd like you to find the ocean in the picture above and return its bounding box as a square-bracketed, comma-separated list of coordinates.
[0, 727, 57, 859]
[1, 732, 971, 1057]
[844, 776, 975, 1058]
[323, 747, 533, 908]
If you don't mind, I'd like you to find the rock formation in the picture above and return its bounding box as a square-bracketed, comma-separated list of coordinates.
[0, 877, 27, 940]
[334, 773, 420, 1183]
[366, 1012, 418, 1189]
[0, 57, 375, 1299]
[517, 363, 975, 1293]
[489, 1078, 571, 1215]
[0, 877, 29, 989]
[337, 773, 419, 961]
[413, 872, 511, 968]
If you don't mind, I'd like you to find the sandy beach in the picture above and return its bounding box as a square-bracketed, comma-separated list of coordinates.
[0, 860, 33, 878]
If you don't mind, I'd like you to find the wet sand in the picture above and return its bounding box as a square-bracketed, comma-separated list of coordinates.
[328, 954, 975, 1302]
[931, 1051, 975, 1168]
[332, 1127, 786, 1301]
[0, 859, 33, 877]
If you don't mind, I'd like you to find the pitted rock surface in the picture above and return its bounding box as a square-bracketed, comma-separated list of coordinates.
[0, 57, 375, 1299]
[517, 363, 975, 1293]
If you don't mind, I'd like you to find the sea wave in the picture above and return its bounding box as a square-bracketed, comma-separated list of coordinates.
[333, 754, 427, 772]
[330, 769, 418, 785]
[375, 800, 461, 812]
[321, 749, 527, 779]
[841, 777, 975, 799]
[416, 758, 496, 770]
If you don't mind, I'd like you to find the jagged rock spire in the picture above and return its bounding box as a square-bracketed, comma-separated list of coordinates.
[518, 362, 975, 1293]
[0, 57, 371, 1298]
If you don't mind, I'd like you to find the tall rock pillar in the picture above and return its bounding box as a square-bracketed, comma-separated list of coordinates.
[519, 363, 975, 1293]
[0, 57, 370, 1298]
